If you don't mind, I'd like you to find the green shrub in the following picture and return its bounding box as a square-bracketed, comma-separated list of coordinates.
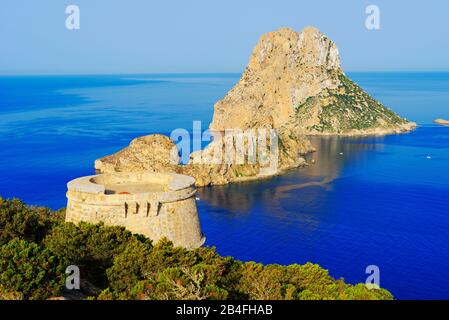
[0, 198, 60, 245]
[0, 238, 64, 299]
[43, 222, 150, 288]
[0, 286, 23, 300]
[0, 197, 394, 301]
[342, 283, 393, 300]
[106, 238, 152, 292]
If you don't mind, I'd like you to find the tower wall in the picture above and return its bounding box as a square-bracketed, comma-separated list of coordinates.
[65, 172, 205, 249]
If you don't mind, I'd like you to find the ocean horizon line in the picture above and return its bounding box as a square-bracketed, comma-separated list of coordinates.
[2, 70, 449, 77]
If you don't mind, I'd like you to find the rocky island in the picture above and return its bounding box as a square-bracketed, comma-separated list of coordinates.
[434, 118, 449, 126]
[210, 27, 415, 135]
[95, 26, 415, 187]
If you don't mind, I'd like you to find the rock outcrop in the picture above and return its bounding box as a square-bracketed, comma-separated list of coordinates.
[434, 118, 449, 126]
[95, 129, 315, 187]
[95, 26, 416, 187]
[182, 126, 314, 186]
[95, 134, 180, 174]
[210, 27, 416, 135]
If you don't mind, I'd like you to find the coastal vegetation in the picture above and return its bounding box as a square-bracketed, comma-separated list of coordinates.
[0, 196, 393, 300]
[295, 73, 410, 134]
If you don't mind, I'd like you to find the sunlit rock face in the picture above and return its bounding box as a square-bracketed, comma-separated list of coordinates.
[95, 134, 180, 174]
[210, 26, 415, 135]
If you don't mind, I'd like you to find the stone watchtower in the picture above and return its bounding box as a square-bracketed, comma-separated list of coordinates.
[65, 171, 205, 249]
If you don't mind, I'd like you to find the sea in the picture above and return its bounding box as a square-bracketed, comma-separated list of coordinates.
[0, 72, 448, 299]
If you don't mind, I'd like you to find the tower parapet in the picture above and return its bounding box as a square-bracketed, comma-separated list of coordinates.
[66, 171, 205, 249]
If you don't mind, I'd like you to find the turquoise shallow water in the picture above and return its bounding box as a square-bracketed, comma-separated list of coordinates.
[0, 73, 448, 299]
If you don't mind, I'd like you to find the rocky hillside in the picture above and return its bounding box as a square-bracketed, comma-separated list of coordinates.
[210, 27, 415, 135]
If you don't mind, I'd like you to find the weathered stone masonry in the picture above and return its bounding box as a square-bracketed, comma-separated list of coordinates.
[66, 171, 205, 249]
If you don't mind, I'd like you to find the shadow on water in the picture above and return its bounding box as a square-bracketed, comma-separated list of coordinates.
[197, 135, 383, 219]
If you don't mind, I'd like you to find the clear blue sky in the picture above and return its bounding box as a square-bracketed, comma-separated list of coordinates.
[1, 0, 448, 75]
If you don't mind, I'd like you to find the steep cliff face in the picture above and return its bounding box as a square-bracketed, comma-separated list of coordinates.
[210, 27, 415, 135]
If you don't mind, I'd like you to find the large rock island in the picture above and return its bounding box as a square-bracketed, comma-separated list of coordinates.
[211, 27, 415, 135]
[95, 26, 415, 186]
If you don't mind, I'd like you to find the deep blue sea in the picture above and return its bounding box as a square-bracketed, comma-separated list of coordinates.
[1, 73, 448, 299]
